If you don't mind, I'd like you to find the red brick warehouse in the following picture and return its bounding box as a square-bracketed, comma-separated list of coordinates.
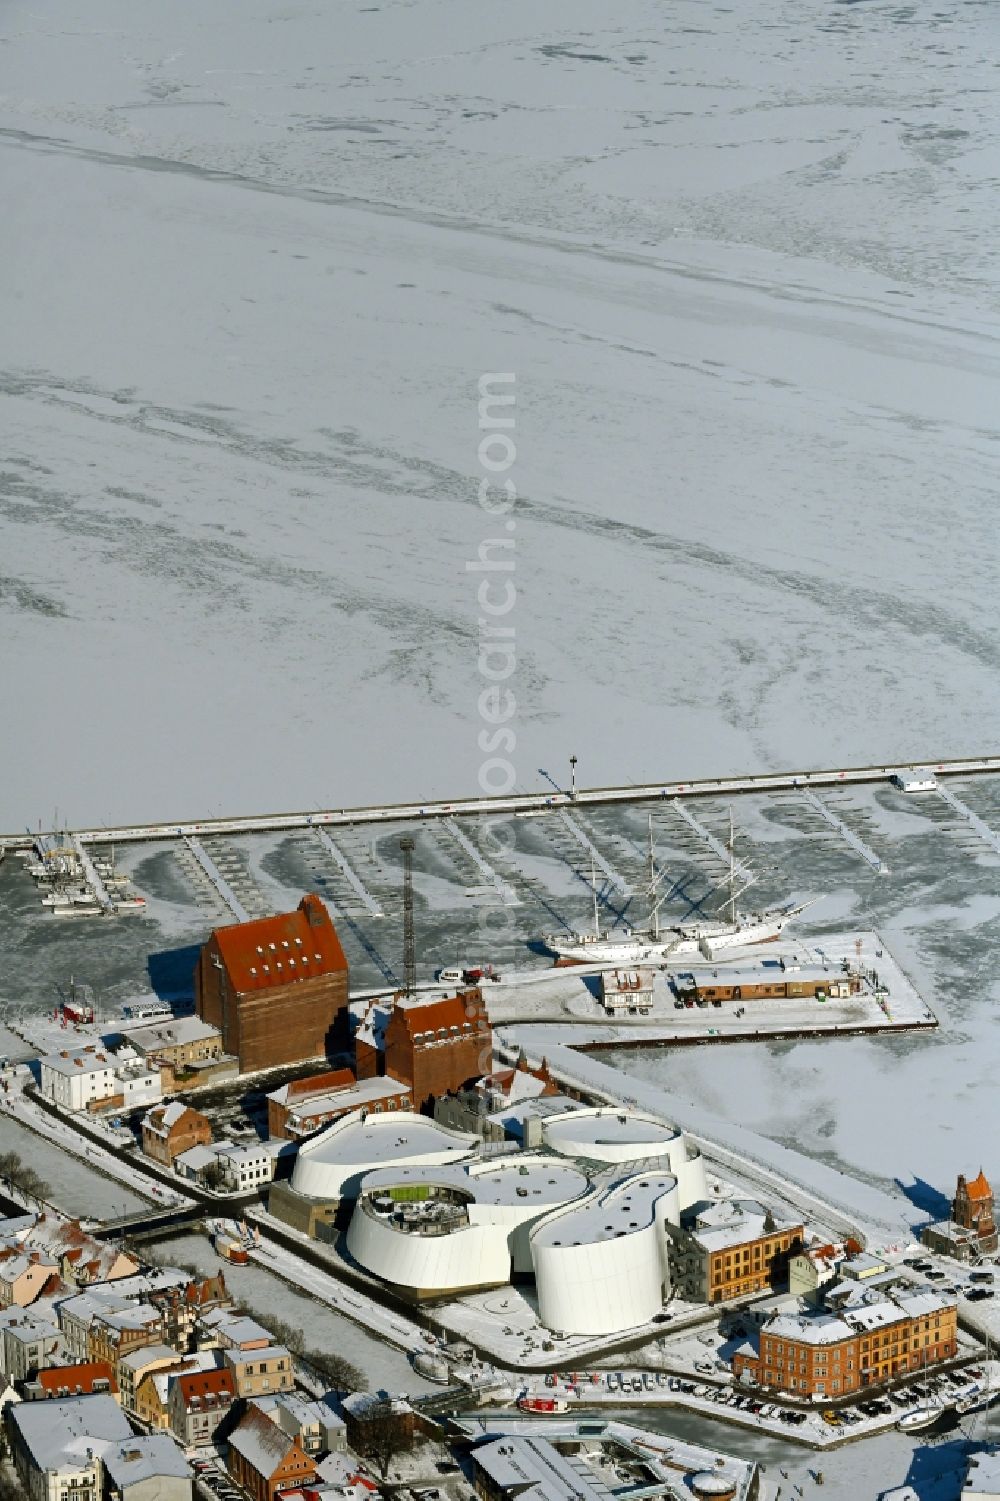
[194, 894, 349, 1074]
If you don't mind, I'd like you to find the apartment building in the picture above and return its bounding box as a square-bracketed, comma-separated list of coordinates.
[732, 1288, 958, 1396]
[667, 1199, 803, 1304]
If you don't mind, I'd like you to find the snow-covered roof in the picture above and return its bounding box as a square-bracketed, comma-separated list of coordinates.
[228, 1407, 301, 1475]
[964, 1449, 1000, 1497]
[690, 1198, 800, 1252]
[765, 1312, 854, 1346]
[531, 1171, 676, 1249]
[291, 1110, 478, 1200]
[143, 1100, 202, 1136]
[284, 1075, 411, 1125]
[542, 1108, 676, 1155]
[472, 1435, 613, 1501]
[102, 1434, 192, 1486]
[175, 1143, 220, 1172]
[10, 1393, 132, 1471]
[126, 1016, 220, 1053]
[40, 1049, 116, 1076]
[358, 1154, 589, 1212]
[117, 1344, 179, 1373]
[200, 1309, 272, 1347]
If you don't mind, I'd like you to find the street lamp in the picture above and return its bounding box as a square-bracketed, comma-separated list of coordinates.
[569, 755, 578, 800]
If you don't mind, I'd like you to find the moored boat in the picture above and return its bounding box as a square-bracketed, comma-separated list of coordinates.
[518, 1395, 569, 1414]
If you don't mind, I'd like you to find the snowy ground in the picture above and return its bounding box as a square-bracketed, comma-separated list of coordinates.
[3, 1, 1000, 832]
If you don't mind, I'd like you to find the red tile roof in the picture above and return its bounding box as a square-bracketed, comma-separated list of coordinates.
[38, 1362, 117, 1396]
[175, 1368, 236, 1405]
[393, 988, 487, 1039]
[967, 1170, 993, 1201]
[211, 894, 348, 994]
[287, 1068, 356, 1102]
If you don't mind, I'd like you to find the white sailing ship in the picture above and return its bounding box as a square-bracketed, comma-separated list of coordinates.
[543, 812, 813, 964]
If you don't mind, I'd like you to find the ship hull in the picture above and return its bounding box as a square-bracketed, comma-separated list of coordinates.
[544, 907, 802, 966]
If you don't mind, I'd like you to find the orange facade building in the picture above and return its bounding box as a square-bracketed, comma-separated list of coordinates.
[733, 1292, 958, 1397]
[194, 894, 349, 1074]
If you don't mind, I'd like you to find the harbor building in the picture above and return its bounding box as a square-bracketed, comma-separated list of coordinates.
[194, 894, 349, 1074]
[674, 958, 858, 1006]
[355, 988, 492, 1110]
[599, 968, 655, 1015]
[923, 1170, 999, 1260]
[666, 1199, 804, 1304]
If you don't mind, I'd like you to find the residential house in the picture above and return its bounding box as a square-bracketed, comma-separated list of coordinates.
[88, 1303, 165, 1371]
[267, 1069, 412, 1141]
[197, 1309, 272, 1352]
[341, 1391, 416, 1456]
[8, 1392, 132, 1501]
[134, 1351, 219, 1432]
[0, 1249, 59, 1308]
[0, 1309, 61, 1382]
[167, 1365, 237, 1447]
[250, 1392, 347, 1455]
[732, 1288, 958, 1396]
[58, 1288, 132, 1361]
[147, 1272, 228, 1352]
[117, 1344, 182, 1418]
[226, 1407, 318, 1501]
[141, 1103, 212, 1167]
[125, 1016, 222, 1072]
[666, 1199, 804, 1304]
[102, 1434, 193, 1501]
[57, 1269, 192, 1357]
[38, 1048, 119, 1112]
[223, 1344, 294, 1398]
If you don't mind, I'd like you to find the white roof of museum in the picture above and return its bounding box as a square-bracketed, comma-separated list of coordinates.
[531, 1172, 676, 1249]
[359, 1155, 589, 1209]
[543, 1109, 676, 1153]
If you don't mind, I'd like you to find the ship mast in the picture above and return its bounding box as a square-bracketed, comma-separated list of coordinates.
[591, 855, 600, 938]
[728, 807, 737, 926]
[648, 815, 659, 941]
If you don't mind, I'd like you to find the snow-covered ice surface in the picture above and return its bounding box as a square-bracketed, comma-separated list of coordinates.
[3, 0, 1000, 830]
[154, 1231, 438, 1396]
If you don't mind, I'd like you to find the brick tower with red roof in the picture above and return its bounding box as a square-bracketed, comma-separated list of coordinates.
[194, 894, 349, 1074]
[953, 1169, 997, 1247]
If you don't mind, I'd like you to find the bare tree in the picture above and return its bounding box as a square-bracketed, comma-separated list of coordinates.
[355, 1395, 413, 1481]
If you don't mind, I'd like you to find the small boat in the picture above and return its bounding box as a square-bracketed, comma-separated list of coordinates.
[209, 1219, 252, 1264]
[413, 1351, 450, 1384]
[113, 896, 147, 914]
[897, 1403, 950, 1433]
[518, 1395, 569, 1414]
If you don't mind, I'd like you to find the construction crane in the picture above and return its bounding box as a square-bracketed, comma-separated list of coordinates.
[400, 836, 416, 996]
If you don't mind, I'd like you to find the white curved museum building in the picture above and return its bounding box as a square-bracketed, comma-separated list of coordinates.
[530, 1171, 679, 1336]
[290, 1110, 479, 1201]
[541, 1105, 707, 1209]
[345, 1154, 591, 1296]
[293, 1102, 705, 1336]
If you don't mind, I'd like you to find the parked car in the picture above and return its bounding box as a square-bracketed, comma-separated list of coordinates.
[822, 1410, 843, 1426]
